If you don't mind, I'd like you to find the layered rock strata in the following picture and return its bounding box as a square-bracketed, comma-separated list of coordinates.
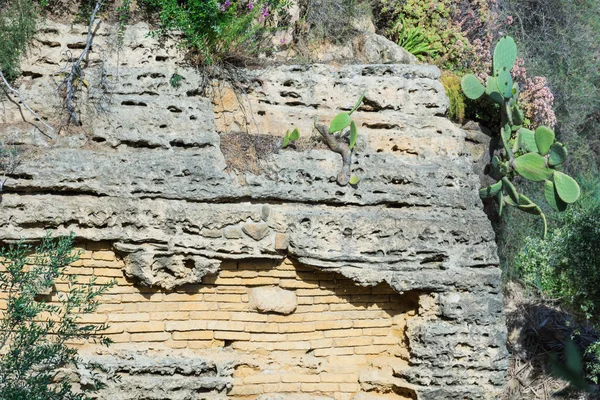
[0, 21, 507, 399]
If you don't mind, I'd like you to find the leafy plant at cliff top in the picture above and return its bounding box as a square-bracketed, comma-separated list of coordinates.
[462, 36, 580, 238]
[0, 234, 114, 399]
[141, 0, 291, 65]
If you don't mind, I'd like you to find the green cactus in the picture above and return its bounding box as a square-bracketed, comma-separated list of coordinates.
[281, 127, 300, 148]
[460, 35, 579, 238]
[548, 142, 568, 167]
[461, 74, 485, 100]
[493, 36, 517, 75]
[535, 126, 555, 155]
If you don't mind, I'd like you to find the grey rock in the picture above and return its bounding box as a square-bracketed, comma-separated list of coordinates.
[223, 226, 244, 239]
[249, 286, 298, 315]
[354, 33, 417, 64]
[0, 20, 508, 399]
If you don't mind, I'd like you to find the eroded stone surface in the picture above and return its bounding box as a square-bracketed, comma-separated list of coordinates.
[0, 21, 507, 399]
[249, 286, 298, 315]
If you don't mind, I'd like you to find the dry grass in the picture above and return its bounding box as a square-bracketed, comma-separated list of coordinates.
[503, 282, 599, 399]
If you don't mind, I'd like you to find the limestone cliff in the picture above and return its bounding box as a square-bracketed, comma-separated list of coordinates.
[0, 21, 507, 399]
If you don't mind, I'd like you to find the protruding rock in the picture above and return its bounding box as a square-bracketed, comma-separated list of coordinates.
[274, 233, 290, 251]
[249, 286, 297, 315]
[223, 226, 244, 239]
[242, 222, 270, 241]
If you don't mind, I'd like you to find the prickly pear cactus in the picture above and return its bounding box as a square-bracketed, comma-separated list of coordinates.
[462, 36, 580, 238]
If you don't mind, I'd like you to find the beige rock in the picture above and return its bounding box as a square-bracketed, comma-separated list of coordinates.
[249, 286, 297, 315]
[242, 222, 270, 241]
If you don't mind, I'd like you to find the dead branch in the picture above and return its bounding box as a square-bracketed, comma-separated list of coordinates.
[314, 122, 352, 186]
[60, 0, 104, 126]
[0, 71, 55, 139]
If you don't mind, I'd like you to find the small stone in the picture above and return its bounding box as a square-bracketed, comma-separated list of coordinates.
[223, 226, 243, 239]
[242, 222, 270, 241]
[261, 204, 271, 221]
[249, 286, 297, 315]
[274, 233, 290, 250]
[201, 228, 222, 238]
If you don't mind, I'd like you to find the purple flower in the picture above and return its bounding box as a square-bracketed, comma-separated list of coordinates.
[221, 0, 231, 12]
[259, 6, 269, 22]
[248, 2, 253, 10]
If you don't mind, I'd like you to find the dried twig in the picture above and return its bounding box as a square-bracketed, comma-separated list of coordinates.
[314, 121, 352, 186]
[0, 71, 55, 139]
[60, 0, 104, 126]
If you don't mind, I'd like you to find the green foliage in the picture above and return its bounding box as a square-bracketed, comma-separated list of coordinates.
[372, 0, 497, 72]
[0, 0, 42, 81]
[397, 23, 438, 59]
[0, 234, 114, 399]
[440, 71, 466, 123]
[515, 189, 600, 321]
[170, 72, 183, 88]
[141, 0, 291, 65]
[281, 127, 300, 148]
[464, 36, 580, 238]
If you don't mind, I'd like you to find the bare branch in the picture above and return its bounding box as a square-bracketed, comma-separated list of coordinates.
[0, 71, 55, 139]
[314, 122, 352, 186]
[61, 0, 104, 126]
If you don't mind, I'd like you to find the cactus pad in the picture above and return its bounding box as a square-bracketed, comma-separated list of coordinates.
[553, 171, 581, 204]
[461, 74, 485, 100]
[535, 126, 555, 155]
[514, 153, 554, 181]
[329, 112, 351, 133]
[544, 180, 568, 212]
[349, 121, 358, 149]
[479, 180, 503, 198]
[548, 143, 568, 167]
[497, 69, 513, 99]
[493, 36, 517, 75]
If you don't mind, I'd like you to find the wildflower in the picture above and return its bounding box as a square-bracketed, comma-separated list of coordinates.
[221, 0, 231, 12]
[259, 5, 268, 22]
[248, 2, 253, 10]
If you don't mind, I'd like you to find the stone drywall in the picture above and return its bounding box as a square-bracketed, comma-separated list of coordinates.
[0, 21, 507, 399]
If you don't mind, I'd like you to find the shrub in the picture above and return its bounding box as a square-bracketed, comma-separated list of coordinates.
[440, 71, 465, 123]
[0, 234, 113, 399]
[371, 0, 503, 73]
[515, 174, 600, 320]
[141, 0, 291, 65]
[0, 0, 41, 81]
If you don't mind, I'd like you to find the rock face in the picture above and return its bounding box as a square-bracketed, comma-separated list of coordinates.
[0, 21, 507, 399]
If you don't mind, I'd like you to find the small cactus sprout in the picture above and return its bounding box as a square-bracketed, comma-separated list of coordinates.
[462, 35, 580, 238]
[315, 93, 365, 186]
[281, 128, 300, 148]
[289, 128, 300, 141]
[329, 113, 351, 133]
[349, 121, 358, 149]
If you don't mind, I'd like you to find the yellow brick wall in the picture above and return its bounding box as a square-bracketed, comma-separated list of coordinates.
[5, 242, 419, 399]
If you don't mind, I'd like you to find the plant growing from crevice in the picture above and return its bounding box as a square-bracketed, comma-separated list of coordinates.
[462, 36, 580, 238]
[313, 92, 364, 186]
[397, 21, 439, 59]
[0, 233, 114, 399]
[281, 127, 300, 148]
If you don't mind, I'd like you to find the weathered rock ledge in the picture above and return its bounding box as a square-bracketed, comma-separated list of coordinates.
[0, 21, 507, 399]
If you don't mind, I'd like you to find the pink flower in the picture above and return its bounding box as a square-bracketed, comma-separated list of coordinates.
[248, 2, 253, 10]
